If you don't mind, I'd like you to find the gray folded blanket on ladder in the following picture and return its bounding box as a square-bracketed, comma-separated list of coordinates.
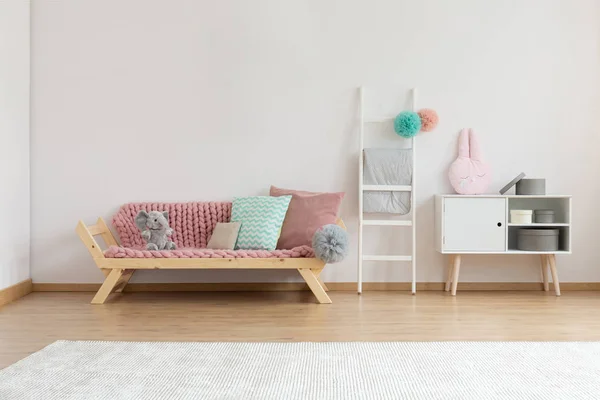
[363, 148, 412, 214]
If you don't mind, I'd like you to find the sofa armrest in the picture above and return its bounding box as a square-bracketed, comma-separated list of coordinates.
[76, 217, 120, 258]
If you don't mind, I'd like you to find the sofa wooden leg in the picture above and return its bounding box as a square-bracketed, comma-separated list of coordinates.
[114, 269, 135, 293]
[312, 268, 329, 292]
[317, 277, 329, 292]
[91, 269, 124, 304]
[298, 268, 332, 304]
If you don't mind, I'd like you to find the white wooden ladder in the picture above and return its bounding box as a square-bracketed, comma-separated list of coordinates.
[358, 86, 417, 295]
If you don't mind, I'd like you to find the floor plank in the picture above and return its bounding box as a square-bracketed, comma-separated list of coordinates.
[1, 291, 600, 369]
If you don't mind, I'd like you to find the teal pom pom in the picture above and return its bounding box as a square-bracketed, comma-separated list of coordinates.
[394, 111, 421, 138]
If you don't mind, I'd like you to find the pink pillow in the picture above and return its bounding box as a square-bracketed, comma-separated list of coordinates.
[270, 186, 344, 249]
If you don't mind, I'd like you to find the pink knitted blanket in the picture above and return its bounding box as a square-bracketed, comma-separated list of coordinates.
[104, 246, 314, 259]
[106, 202, 315, 259]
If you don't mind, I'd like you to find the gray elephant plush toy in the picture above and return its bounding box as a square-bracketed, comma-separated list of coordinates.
[134, 210, 176, 251]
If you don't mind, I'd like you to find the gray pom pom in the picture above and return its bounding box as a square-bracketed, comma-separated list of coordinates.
[312, 224, 349, 263]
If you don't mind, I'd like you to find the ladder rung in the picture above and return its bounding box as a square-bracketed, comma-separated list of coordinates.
[364, 116, 395, 123]
[362, 220, 412, 226]
[363, 185, 411, 192]
[362, 255, 412, 261]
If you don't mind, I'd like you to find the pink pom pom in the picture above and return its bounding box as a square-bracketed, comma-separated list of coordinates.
[418, 109, 439, 132]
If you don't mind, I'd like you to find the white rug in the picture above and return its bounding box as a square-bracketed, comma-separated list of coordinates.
[1, 341, 599, 399]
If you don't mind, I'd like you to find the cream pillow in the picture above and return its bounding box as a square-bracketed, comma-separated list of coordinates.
[206, 222, 242, 250]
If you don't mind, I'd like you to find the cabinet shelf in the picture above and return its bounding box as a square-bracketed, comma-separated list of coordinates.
[440, 250, 571, 255]
[507, 223, 569, 227]
[505, 250, 571, 255]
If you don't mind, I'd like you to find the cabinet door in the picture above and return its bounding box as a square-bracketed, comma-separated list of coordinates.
[443, 198, 506, 252]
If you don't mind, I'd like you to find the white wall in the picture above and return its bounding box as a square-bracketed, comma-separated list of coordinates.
[0, 1, 30, 289]
[31, 0, 600, 284]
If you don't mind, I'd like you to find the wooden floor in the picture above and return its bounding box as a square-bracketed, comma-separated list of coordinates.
[1, 290, 600, 369]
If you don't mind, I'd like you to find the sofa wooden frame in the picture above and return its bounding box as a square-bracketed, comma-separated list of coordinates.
[76, 218, 345, 305]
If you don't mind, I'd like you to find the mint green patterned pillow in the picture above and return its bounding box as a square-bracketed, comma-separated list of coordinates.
[232, 196, 292, 250]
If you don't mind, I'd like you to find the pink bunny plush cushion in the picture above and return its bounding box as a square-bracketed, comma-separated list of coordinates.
[448, 128, 491, 194]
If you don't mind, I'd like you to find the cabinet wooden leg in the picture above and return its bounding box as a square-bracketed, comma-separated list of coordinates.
[540, 255, 549, 292]
[451, 254, 461, 296]
[445, 255, 455, 292]
[548, 254, 561, 297]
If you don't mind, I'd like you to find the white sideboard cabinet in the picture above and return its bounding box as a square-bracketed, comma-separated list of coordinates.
[435, 195, 572, 296]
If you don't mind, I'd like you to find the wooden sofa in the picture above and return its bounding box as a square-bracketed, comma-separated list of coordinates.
[76, 202, 344, 305]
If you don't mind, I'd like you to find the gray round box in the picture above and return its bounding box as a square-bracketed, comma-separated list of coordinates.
[534, 209, 555, 223]
[516, 179, 546, 195]
[517, 228, 559, 251]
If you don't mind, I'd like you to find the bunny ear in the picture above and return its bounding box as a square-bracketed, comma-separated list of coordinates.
[468, 129, 483, 161]
[457, 128, 470, 158]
